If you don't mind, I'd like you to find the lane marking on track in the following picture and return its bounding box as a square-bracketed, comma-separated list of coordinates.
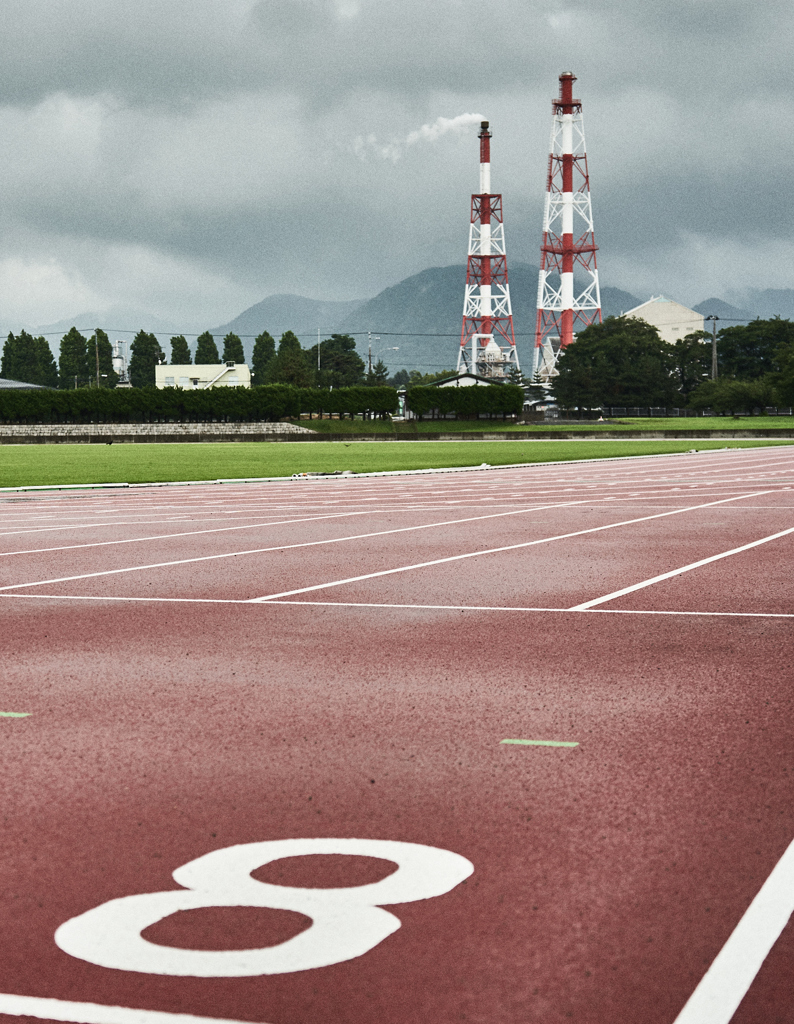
[0, 711, 29, 717]
[248, 491, 774, 602]
[0, 499, 592, 593]
[0, 509, 404, 556]
[570, 525, 794, 610]
[673, 835, 794, 1024]
[0, 992, 272, 1024]
[1, 594, 793, 619]
[500, 739, 578, 747]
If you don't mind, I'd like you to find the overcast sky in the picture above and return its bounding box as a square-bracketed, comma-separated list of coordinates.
[0, 0, 790, 329]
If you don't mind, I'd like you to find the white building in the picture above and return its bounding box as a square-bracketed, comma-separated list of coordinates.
[155, 362, 251, 389]
[621, 296, 704, 344]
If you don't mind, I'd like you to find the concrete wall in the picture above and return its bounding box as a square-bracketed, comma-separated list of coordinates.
[0, 422, 312, 444]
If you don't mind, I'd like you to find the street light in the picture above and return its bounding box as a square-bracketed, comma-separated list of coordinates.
[369, 342, 399, 376]
[704, 315, 719, 380]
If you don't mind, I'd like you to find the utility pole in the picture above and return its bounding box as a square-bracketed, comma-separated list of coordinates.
[705, 315, 719, 380]
[368, 331, 372, 375]
[317, 327, 321, 372]
[95, 334, 101, 387]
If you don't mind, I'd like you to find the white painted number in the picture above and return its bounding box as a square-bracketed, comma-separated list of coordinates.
[54, 837, 473, 977]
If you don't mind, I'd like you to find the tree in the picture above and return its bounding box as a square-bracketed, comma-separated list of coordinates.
[222, 333, 245, 363]
[406, 368, 457, 387]
[774, 335, 794, 405]
[128, 330, 165, 388]
[306, 334, 365, 388]
[689, 377, 777, 415]
[195, 331, 221, 364]
[552, 316, 677, 408]
[88, 328, 119, 388]
[1, 331, 58, 387]
[251, 331, 276, 385]
[716, 317, 794, 379]
[265, 331, 314, 387]
[366, 358, 389, 385]
[170, 335, 192, 365]
[388, 369, 410, 389]
[523, 371, 551, 409]
[59, 327, 90, 389]
[671, 331, 711, 404]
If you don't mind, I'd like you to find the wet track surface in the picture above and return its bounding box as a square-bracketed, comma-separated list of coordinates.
[1, 446, 793, 1024]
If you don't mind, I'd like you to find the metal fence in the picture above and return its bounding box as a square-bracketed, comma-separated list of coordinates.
[601, 407, 793, 418]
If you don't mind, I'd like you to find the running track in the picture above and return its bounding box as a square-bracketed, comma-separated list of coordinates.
[1, 445, 793, 1024]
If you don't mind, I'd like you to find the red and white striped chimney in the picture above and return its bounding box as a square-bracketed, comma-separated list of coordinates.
[457, 121, 519, 379]
[534, 72, 601, 379]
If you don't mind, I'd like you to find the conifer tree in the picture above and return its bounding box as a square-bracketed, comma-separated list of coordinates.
[128, 330, 165, 388]
[264, 331, 313, 387]
[251, 331, 276, 385]
[170, 335, 192, 364]
[59, 327, 89, 388]
[222, 333, 245, 363]
[195, 332, 220, 364]
[87, 329, 120, 387]
[1, 331, 58, 387]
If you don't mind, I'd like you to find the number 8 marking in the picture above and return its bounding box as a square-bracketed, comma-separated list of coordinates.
[54, 838, 474, 977]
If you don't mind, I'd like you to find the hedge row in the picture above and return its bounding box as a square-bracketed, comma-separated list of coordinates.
[406, 384, 524, 418]
[0, 385, 399, 424]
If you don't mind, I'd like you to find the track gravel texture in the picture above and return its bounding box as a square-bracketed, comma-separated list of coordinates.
[1, 446, 793, 1024]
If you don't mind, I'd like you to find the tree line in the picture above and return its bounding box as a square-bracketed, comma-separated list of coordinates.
[551, 316, 794, 413]
[1, 326, 407, 391]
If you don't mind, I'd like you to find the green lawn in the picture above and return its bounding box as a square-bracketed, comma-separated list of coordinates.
[1, 438, 793, 489]
[293, 416, 793, 433]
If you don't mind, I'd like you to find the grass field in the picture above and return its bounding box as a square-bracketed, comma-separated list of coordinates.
[2, 437, 793, 488]
[292, 415, 794, 433]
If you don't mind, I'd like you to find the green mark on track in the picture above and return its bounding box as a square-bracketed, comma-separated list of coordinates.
[0, 712, 30, 718]
[500, 738, 578, 748]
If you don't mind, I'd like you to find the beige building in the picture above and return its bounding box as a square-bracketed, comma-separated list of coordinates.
[622, 296, 704, 344]
[155, 362, 251, 389]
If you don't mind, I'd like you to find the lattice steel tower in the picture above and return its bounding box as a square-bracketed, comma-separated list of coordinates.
[534, 72, 601, 379]
[457, 121, 519, 378]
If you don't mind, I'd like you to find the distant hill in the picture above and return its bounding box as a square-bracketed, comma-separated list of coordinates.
[743, 289, 794, 320]
[210, 295, 365, 362]
[601, 287, 643, 318]
[34, 307, 187, 359]
[693, 298, 754, 326]
[334, 264, 639, 374]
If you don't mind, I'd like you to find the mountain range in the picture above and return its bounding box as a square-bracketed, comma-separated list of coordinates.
[210, 263, 641, 374]
[24, 272, 794, 378]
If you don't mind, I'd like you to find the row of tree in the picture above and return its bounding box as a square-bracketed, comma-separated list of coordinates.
[551, 316, 794, 411]
[0, 326, 394, 391]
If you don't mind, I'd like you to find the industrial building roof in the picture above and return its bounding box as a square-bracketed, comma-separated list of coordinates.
[0, 377, 50, 389]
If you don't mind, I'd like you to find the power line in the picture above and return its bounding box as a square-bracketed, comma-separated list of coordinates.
[22, 316, 765, 339]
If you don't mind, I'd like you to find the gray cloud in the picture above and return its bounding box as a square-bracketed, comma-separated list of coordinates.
[0, 0, 790, 328]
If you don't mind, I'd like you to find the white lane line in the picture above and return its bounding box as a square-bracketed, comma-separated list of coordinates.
[248, 491, 773, 602]
[672, 836, 794, 1024]
[1, 593, 792, 618]
[0, 499, 590, 592]
[0, 991, 272, 1024]
[570, 525, 794, 610]
[0, 510, 393, 556]
[263, 601, 794, 619]
[9, 494, 780, 555]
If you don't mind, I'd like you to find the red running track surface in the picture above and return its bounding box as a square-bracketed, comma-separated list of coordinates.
[1, 446, 793, 1024]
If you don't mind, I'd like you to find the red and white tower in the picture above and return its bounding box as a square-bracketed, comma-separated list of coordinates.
[534, 72, 601, 379]
[457, 121, 519, 378]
